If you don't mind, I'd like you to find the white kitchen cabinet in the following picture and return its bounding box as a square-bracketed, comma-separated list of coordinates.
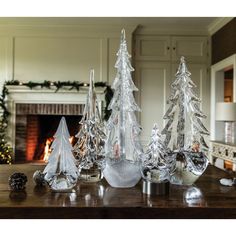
[171, 36, 208, 63]
[135, 61, 171, 143]
[134, 34, 210, 145]
[135, 36, 171, 61]
[135, 35, 208, 62]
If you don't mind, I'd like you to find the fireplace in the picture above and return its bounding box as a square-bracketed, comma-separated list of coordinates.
[6, 85, 106, 163]
[15, 103, 84, 162]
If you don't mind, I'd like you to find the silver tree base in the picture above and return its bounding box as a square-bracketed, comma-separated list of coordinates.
[170, 152, 209, 186]
[79, 167, 103, 183]
[170, 167, 201, 185]
[142, 179, 169, 196]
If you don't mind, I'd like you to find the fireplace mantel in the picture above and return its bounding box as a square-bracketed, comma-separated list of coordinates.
[6, 85, 106, 157]
[6, 85, 106, 101]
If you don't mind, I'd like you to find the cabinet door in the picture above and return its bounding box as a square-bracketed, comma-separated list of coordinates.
[171, 36, 208, 63]
[135, 62, 171, 144]
[135, 36, 171, 61]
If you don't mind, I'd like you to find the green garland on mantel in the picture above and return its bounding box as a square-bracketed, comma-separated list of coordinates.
[0, 80, 113, 164]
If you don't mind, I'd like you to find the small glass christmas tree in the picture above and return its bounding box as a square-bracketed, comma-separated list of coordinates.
[43, 117, 79, 191]
[73, 69, 106, 182]
[103, 29, 143, 188]
[141, 123, 173, 183]
[162, 56, 209, 185]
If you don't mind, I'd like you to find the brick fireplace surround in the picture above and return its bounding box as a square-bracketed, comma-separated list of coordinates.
[6, 85, 106, 162]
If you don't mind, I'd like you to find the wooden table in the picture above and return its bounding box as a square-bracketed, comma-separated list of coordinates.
[0, 163, 236, 219]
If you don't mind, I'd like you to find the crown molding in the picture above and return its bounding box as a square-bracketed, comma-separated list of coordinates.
[208, 17, 234, 35]
[134, 25, 209, 36]
[0, 20, 138, 38]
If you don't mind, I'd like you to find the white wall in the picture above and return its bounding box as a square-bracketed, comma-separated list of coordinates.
[0, 23, 136, 90]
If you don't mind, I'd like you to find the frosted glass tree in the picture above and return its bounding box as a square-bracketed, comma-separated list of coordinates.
[73, 69, 106, 182]
[162, 56, 209, 185]
[103, 29, 143, 188]
[141, 124, 174, 183]
[43, 117, 79, 191]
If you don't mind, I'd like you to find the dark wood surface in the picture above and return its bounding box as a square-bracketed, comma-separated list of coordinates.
[0, 163, 236, 219]
[212, 18, 236, 65]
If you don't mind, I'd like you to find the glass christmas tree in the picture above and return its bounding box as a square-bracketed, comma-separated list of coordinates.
[141, 123, 174, 183]
[73, 69, 106, 182]
[43, 117, 79, 191]
[162, 56, 209, 185]
[103, 29, 143, 188]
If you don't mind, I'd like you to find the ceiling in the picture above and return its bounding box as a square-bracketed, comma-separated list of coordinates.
[0, 17, 233, 34]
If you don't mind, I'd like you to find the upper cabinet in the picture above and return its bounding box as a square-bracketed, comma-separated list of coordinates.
[171, 36, 208, 63]
[135, 36, 171, 61]
[135, 35, 208, 63]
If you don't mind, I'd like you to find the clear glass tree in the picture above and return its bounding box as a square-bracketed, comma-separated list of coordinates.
[103, 29, 143, 188]
[73, 69, 106, 182]
[141, 123, 174, 183]
[43, 117, 79, 191]
[162, 56, 209, 185]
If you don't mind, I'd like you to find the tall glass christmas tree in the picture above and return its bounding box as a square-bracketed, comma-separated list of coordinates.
[43, 117, 79, 191]
[162, 56, 209, 185]
[73, 69, 106, 182]
[103, 29, 143, 188]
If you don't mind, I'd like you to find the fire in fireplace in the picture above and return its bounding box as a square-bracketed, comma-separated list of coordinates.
[43, 137, 54, 162]
[43, 136, 75, 162]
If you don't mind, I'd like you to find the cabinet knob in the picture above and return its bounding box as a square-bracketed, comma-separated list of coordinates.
[167, 46, 170, 50]
[173, 47, 176, 50]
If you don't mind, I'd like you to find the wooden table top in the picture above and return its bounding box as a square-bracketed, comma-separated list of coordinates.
[0, 163, 236, 219]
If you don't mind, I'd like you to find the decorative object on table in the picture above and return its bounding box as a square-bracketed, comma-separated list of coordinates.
[215, 102, 236, 143]
[219, 178, 235, 186]
[103, 29, 143, 188]
[183, 186, 206, 207]
[162, 56, 209, 185]
[9, 172, 28, 191]
[43, 117, 79, 192]
[33, 170, 47, 186]
[141, 124, 174, 195]
[73, 69, 106, 182]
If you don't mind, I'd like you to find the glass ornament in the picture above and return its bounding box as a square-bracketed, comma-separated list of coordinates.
[43, 117, 79, 192]
[33, 170, 47, 186]
[103, 29, 143, 188]
[162, 56, 209, 185]
[73, 69, 106, 182]
[183, 186, 206, 207]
